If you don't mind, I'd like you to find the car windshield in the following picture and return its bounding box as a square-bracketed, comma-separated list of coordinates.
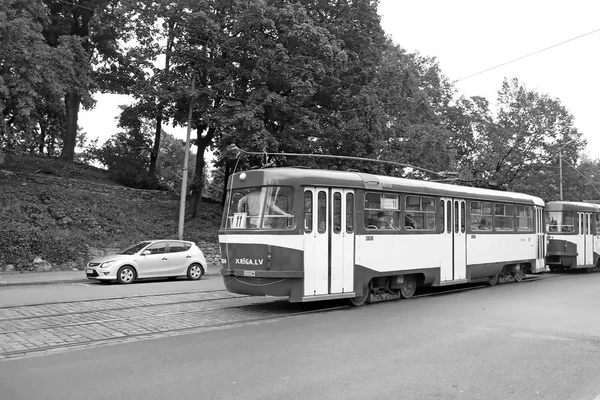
[117, 241, 152, 255]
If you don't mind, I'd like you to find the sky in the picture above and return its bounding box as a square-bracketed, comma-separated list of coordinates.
[80, 0, 600, 156]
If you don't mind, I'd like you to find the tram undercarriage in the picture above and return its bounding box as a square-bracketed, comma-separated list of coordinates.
[348, 263, 530, 306]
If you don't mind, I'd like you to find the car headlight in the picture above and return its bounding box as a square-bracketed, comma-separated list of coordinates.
[100, 260, 117, 268]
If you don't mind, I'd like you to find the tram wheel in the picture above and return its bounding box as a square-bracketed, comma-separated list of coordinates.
[585, 267, 594, 273]
[513, 265, 525, 282]
[400, 275, 417, 299]
[349, 286, 371, 306]
[486, 275, 499, 286]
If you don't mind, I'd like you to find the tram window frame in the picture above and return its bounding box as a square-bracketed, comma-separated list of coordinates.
[333, 192, 342, 234]
[346, 193, 355, 233]
[317, 191, 327, 233]
[446, 201, 451, 233]
[364, 192, 400, 230]
[224, 186, 295, 230]
[494, 203, 515, 231]
[545, 210, 575, 233]
[304, 191, 313, 233]
[470, 201, 492, 232]
[516, 205, 534, 232]
[405, 195, 436, 231]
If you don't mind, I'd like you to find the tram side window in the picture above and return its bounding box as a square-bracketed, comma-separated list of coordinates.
[317, 191, 327, 233]
[364, 192, 400, 230]
[516, 205, 534, 231]
[304, 191, 313, 232]
[595, 213, 600, 234]
[346, 193, 354, 233]
[494, 203, 515, 231]
[470, 201, 492, 231]
[405, 196, 436, 230]
[333, 192, 342, 234]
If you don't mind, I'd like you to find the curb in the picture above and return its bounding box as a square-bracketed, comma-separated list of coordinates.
[0, 269, 222, 287]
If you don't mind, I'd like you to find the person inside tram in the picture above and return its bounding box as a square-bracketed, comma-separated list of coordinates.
[376, 211, 393, 229]
[405, 213, 417, 229]
[237, 189, 289, 228]
[478, 218, 490, 231]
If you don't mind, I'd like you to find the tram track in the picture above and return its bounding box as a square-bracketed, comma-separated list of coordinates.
[0, 289, 345, 360]
[0, 290, 249, 322]
[0, 274, 562, 360]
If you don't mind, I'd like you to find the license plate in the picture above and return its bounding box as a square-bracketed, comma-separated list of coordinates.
[244, 270, 256, 277]
[86, 269, 94, 274]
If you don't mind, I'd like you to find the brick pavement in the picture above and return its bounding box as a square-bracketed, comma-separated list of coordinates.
[0, 290, 295, 360]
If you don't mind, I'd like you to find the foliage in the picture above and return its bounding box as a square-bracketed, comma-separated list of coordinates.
[0, 151, 222, 271]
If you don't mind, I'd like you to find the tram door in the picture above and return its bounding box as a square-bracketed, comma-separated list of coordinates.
[303, 188, 355, 297]
[578, 212, 593, 267]
[534, 206, 546, 272]
[440, 198, 466, 282]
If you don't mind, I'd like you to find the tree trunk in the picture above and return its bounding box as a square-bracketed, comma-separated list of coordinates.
[61, 91, 81, 162]
[149, 115, 162, 177]
[188, 127, 215, 218]
[38, 121, 46, 154]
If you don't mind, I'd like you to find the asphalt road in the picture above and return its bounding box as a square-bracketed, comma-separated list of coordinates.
[1, 272, 600, 400]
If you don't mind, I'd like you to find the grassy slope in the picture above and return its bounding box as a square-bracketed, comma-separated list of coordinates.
[0, 150, 222, 272]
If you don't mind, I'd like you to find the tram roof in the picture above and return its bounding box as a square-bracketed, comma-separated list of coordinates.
[231, 168, 545, 206]
[545, 201, 600, 212]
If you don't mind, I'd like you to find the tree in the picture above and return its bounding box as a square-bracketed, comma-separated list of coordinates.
[41, 0, 133, 162]
[455, 78, 584, 199]
[0, 0, 66, 152]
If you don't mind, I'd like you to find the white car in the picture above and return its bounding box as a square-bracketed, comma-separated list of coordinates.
[86, 240, 207, 284]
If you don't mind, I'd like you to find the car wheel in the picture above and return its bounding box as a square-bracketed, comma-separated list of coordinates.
[187, 263, 204, 280]
[117, 266, 136, 284]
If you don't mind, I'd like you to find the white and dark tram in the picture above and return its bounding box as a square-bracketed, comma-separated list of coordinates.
[544, 201, 600, 272]
[219, 168, 546, 305]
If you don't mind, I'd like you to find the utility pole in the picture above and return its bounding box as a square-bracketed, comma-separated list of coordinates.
[558, 139, 574, 201]
[178, 73, 196, 240]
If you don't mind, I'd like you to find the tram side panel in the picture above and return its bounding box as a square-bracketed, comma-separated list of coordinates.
[467, 233, 539, 278]
[355, 233, 442, 285]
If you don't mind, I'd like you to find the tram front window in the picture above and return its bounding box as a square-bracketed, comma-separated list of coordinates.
[545, 211, 575, 233]
[223, 186, 295, 230]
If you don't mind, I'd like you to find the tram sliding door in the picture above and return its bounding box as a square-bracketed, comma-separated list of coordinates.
[303, 188, 329, 296]
[534, 206, 546, 272]
[578, 212, 593, 267]
[330, 189, 354, 294]
[440, 198, 466, 282]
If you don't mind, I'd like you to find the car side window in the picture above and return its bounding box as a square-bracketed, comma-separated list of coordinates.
[147, 242, 167, 254]
[168, 242, 191, 253]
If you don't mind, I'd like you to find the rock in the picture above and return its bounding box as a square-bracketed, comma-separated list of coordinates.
[33, 257, 52, 272]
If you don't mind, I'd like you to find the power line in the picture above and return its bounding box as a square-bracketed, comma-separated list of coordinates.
[456, 27, 600, 82]
[55, 0, 96, 12]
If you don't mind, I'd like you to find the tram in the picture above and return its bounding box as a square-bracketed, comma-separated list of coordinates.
[544, 201, 600, 272]
[218, 168, 546, 305]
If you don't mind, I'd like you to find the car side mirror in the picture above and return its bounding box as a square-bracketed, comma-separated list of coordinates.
[142, 250, 151, 256]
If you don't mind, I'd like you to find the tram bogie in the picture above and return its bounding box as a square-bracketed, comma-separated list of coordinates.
[219, 168, 547, 305]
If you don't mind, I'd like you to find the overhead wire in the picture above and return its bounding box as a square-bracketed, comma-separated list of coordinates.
[456, 27, 600, 82]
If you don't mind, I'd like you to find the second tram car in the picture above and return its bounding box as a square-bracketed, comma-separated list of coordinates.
[544, 201, 600, 272]
[219, 168, 546, 305]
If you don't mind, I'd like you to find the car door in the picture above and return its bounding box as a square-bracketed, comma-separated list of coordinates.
[166, 241, 192, 276]
[136, 241, 169, 278]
